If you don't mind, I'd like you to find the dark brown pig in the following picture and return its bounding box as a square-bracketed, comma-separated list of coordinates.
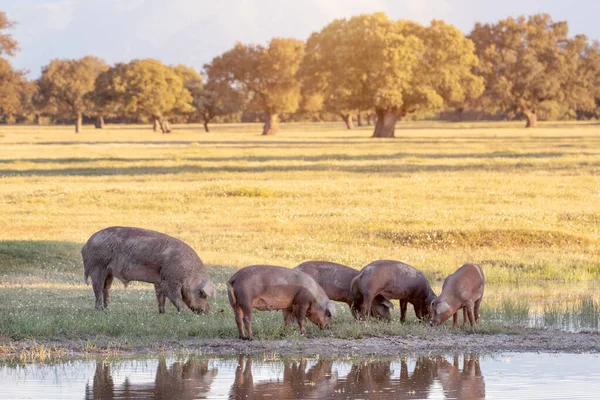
[294, 261, 394, 320]
[430, 263, 484, 328]
[226, 265, 335, 340]
[349, 260, 437, 322]
[82, 226, 216, 313]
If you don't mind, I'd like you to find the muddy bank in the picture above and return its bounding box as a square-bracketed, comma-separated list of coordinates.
[2, 329, 599, 360]
[162, 330, 600, 356]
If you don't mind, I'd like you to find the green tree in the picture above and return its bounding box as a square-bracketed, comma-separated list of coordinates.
[192, 78, 244, 132]
[37, 56, 108, 132]
[470, 14, 590, 128]
[94, 59, 192, 133]
[302, 13, 481, 137]
[207, 38, 304, 135]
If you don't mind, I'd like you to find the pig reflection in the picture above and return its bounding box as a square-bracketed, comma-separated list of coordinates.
[435, 354, 486, 400]
[334, 358, 435, 399]
[85, 357, 218, 400]
[229, 356, 335, 400]
[228, 356, 439, 399]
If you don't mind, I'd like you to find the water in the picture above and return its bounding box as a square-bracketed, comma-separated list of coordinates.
[1, 353, 599, 399]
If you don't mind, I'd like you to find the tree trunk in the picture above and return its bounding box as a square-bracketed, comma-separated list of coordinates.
[366, 114, 372, 125]
[75, 111, 82, 133]
[262, 113, 279, 136]
[357, 113, 363, 126]
[153, 118, 159, 132]
[455, 107, 464, 122]
[372, 109, 397, 138]
[203, 120, 210, 132]
[524, 110, 537, 128]
[341, 113, 354, 130]
[157, 117, 171, 133]
[95, 115, 105, 129]
[35, 114, 42, 125]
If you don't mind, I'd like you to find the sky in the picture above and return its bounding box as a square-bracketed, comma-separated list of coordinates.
[1, 0, 600, 78]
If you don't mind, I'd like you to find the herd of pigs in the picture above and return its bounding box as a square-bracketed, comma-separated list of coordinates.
[82, 226, 485, 340]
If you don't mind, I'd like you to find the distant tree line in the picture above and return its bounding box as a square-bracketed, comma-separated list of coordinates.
[1, 11, 600, 136]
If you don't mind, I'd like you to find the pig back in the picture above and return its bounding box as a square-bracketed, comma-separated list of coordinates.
[83, 226, 207, 280]
[294, 261, 358, 303]
[444, 263, 484, 302]
[229, 265, 330, 307]
[359, 260, 431, 295]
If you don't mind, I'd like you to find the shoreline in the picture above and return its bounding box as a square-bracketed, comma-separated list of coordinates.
[2, 330, 599, 361]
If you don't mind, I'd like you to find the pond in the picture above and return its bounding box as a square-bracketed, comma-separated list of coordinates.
[1, 352, 599, 399]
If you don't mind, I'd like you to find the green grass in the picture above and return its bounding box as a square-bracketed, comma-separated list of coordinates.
[0, 121, 599, 348]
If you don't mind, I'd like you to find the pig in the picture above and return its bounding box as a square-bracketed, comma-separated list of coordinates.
[81, 226, 216, 313]
[294, 261, 394, 320]
[226, 265, 335, 340]
[429, 263, 485, 328]
[349, 260, 437, 322]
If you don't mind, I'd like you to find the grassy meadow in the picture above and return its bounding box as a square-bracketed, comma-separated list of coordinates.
[0, 121, 599, 352]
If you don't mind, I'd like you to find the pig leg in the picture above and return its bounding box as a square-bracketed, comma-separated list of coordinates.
[233, 306, 246, 339]
[414, 303, 423, 321]
[241, 305, 253, 340]
[294, 304, 309, 335]
[154, 283, 166, 314]
[474, 298, 482, 322]
[283, 308, 294, 328]
[400, 300, 408, 322]
[465, 301, 476, 328]
[162, 282, 186, 313]
[103, 274, 113, 308]
[359, 294, 374, 320]
[463, 308, 468, 325]
[91, 272, 106, 310]
[452, 312, 459, 328]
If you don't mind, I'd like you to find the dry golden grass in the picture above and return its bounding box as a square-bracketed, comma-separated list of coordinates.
[0, 121, 598, 344]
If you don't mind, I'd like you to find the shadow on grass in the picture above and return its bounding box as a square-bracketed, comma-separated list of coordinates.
[0, 240, 236, 283]
[0, 240, 83, 273]
[2, 160, 597, 177]
[0, 151, 586, 165]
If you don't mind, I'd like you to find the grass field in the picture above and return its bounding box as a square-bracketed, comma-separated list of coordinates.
[0, 121, 598, 351]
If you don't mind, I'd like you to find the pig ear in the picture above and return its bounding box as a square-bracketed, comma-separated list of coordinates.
[382, 299, 394, 309]
[325, 301, 336, 318]
[199, 280, 217, 298]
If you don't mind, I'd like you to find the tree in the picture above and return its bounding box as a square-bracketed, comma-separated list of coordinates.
[207, 38, 304, 135]
[0, 12, 17, 56]
[37, 56, 108, 132]
[94, 59, 192, 133]
[470, 14, 590, 128]
[0, 58, 25, 121]
[302, 13, 482, 137]
[187, 72, 245, 132]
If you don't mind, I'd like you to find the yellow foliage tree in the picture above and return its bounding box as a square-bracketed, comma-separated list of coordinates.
[207, 38, 304, 135]
[302, 13, 482, 137]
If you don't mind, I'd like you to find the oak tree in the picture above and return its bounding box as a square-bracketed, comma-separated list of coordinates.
[470, 14, 590, 128]
[207, 38, 304, 135]
[302, 13, 482, 137]
[94, 59, 193, 133]
[37, 56, 108, 132]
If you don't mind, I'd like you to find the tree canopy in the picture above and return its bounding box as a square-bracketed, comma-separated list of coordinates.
[470, 14, 591, 127]
[94, 59, 193, 133]
[37, 56, 108, 132]
[302, 13, 482, 137]
[0, 12, 17, 57]
[207, 38, 304, 135]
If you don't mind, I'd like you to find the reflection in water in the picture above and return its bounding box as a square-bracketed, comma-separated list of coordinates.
[3, 353, 599, 399]
[85, 357, 217, 399]
[82, 354, 484, 399]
